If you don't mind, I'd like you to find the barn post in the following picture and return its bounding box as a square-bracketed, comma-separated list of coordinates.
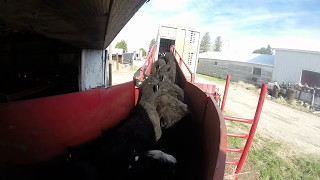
[108, 44, 113, 86]
[80, 49, 106, 91]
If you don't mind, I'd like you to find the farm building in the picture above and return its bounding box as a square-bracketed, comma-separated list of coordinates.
[196, 52, 274, 85]
[272, 48, 320, 87]
[123, 49, 143, 64]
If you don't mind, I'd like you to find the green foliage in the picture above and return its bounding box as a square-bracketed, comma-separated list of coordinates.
[213, 36, 222, 52]
[139, 48, 146, 56]
[200, 32, 211, 53]
[148, 39, 156, 53]
[115, 40, 127, 53]
[253, 44, 273, 55]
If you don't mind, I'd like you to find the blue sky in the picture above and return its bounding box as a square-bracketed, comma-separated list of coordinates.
[113, 0, 320, 53]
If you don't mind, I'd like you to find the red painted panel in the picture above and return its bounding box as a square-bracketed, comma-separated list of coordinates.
[184, 82, 208, 126]
[0, 81, 135, 165]
[99, 82, 135, 131]
[195, 83, 216, 97]
[0, 89, 101, 164]
[203, 96, 227, 180]
[184, 82, 226, 180]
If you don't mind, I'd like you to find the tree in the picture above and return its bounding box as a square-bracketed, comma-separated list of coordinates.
[200, 32, 211, 53]
[139, 48, 146, 56]
[148, 39, 156, 53]
[213, 36, 222, 52]
[253, 44, 273, 55]
[115, 40, 127, 53]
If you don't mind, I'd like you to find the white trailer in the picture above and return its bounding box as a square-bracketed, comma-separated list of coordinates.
[155, 25, 200, 77]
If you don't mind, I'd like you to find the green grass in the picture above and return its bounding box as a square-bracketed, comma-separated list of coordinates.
[133, 66, 140, 71]
[227, 121, 320, 179]
[274, 97, 320, 118]
[196, 73, 228, 85]
[196, 74, 261, 94]
[227, 120, 250, 132]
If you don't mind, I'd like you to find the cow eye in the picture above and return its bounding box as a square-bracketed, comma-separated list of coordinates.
[153, 84, 159, 92]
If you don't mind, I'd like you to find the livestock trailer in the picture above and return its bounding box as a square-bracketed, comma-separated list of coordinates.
[155, 25, 201, 78]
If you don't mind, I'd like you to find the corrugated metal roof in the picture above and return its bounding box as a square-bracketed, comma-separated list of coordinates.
[199, 52, 274, 66]
[273, 48, 320, 55]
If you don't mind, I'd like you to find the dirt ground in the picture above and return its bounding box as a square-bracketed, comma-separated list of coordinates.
[195, 74, 320, 156]
[111, 64, 137, 86]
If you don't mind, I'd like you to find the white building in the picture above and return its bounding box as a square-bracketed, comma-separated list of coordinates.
[272, 48, 320, 87]
[197, 52, 274, 85]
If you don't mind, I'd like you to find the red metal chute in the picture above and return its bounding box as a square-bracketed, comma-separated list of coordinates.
[1, 45, 227, 180]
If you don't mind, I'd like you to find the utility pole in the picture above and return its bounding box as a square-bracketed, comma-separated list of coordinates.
[116, 53, 119, 72]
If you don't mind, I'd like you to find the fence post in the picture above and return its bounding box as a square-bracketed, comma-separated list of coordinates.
[221, 75, 231, 113]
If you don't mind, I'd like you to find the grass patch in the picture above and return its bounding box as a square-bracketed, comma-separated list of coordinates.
[133, 66, 140, 71]
[273, 96, 320, 117]
[196, 74, 228, 85]
[248, 137, 320, 180]
[196, 74, 261, 95]
[227, 120, 251, 132]
[237, 81, 261, 95]
[227, 122, 320, 179]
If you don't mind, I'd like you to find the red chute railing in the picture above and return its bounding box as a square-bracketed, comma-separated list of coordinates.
[224, 81, 268, 180]
[221, 75, 231, 113]
[137, 45, 157, 81]
[170, 46, 195, 83]
[170, 45, 221, 103]
[135, 45, 157, 105]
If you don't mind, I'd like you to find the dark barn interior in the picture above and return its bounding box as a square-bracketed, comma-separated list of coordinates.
[0, 0, 146, 102]
[0, 27, 81, 102]
[301, 70, 320, 87]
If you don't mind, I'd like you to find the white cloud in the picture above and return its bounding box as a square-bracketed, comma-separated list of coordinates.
[112, 0, 320, 54]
